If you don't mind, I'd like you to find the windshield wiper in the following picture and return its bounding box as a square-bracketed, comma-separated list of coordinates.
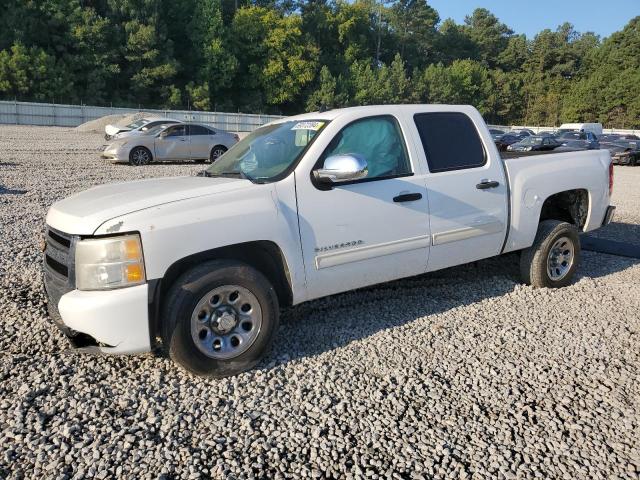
[198, 170, 254, 181]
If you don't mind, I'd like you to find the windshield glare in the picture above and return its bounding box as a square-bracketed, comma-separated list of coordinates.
[127, 119, 148, 129]
[146, 124, 169, 136]
[205, 120, 326, 182]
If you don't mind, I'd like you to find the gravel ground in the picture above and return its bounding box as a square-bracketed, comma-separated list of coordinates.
[0, 125, 638, 479]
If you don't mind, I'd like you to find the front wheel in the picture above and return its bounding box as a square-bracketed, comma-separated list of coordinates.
[520, 220, 580, 288]
[162, 260, 279, 378]
[129, 146, 152, 166]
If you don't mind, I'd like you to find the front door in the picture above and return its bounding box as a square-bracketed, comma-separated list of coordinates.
[296, 115, 431, 300]
[154, 124, 190, 160]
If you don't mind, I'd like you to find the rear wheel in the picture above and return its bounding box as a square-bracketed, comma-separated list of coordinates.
[520, 220, 580, 288]
[209, 145, 227, 163]
[162, 260, 279, 378]
[129, 146, 152, 166]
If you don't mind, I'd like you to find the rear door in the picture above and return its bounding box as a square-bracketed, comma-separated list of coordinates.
[188, 125, 214, 160]
[410, 110, 509, 272]
[154, 124, 190, 160]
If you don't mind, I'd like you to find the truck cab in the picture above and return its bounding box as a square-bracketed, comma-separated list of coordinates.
[44, 105, 614, 377]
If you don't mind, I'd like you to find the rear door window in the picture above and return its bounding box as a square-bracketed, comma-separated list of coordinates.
[414, 112, 486, 173]
[189, 125, 212, 136]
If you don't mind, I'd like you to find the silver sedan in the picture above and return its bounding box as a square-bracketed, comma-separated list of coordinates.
[102, 123, 239, 166]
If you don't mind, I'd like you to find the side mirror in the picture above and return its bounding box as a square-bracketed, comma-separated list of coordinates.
[314, 154, 368, 184]
[159, 131, 168, 138]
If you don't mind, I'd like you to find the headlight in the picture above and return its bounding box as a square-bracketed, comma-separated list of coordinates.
[75, 234, 145, 290]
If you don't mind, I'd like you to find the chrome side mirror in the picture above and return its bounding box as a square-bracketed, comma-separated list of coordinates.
[314, 154, 368, 184]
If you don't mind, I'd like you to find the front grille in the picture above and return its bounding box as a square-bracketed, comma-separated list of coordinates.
[43, 227, 76, 289]
[48, 229, 71, 249]
[45, 254, 68, 277]
[44, 228, 73, 280]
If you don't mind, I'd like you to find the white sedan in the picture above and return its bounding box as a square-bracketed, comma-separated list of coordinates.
[102, 123, 239, 166]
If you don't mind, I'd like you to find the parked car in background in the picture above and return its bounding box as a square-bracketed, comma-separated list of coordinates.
[494, 133, 522, 151]
[507, 135, 562, 152]
[554, 139, 600, 152]
[489, 128, 505, 140]
[601, 141, 640, 166]
[557, 123, 603, 136]
[599, 133, 640, 143]
[105, 118, 152, 140]
[102, 123, 239, 166]
[511, 128, 535, 137]
[112, 118, 182, 140]
[556, 131, 600, 150]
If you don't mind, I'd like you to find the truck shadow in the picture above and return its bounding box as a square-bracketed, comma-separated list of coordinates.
[262, 240, 639, 370]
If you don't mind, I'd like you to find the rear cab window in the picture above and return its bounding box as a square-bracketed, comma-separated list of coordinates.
[413, 112, 486, 173]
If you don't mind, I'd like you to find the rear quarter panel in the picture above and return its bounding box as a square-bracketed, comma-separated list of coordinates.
[503, 149, 611, 253]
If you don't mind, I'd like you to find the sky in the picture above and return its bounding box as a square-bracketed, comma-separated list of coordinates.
[426, 0, 639, 39]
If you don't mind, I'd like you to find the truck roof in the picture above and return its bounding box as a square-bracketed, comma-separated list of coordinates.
[271, 104, 477, 123]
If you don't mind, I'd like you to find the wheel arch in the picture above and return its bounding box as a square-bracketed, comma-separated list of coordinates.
[539, 188, 589, 230]
[149, 240, 293, 346]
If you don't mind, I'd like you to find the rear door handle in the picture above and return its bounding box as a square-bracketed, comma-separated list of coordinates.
[393, 193, 422, 202]
[476, 180, 500, 190]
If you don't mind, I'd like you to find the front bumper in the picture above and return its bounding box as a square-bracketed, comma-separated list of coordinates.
[57, 285, 151, 354]
[43, 227, 151, 354]
[101, 145, 127, 161]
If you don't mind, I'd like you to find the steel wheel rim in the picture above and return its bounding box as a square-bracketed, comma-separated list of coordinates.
[190, 285, 262, 360]
[211, 148, 226, 161]
[547, 236, 575, 281]
[132, 148, 148, 165]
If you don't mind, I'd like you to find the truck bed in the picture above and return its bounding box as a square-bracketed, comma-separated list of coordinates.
[500, 150, 570, 160]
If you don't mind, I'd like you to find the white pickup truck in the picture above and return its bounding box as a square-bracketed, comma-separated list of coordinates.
[44, 105, 615, 377]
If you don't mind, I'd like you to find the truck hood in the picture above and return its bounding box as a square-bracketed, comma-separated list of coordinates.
[46, 176, 251, 235]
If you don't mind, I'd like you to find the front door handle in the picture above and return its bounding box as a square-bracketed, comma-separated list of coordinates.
[393, 193, 422, 202]
[476, 180, 500, 190]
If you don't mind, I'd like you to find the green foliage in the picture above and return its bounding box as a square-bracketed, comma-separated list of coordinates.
[0, 1, 637, 127]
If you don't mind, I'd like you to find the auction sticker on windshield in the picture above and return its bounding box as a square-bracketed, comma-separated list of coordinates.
[292, 121, 325, 131]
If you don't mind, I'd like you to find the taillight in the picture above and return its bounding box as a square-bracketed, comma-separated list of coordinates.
[233, 134, 239, 141]
[609, 161, 614, 196]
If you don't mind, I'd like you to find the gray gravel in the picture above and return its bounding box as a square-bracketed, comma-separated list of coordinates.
[1, 125, 639, 479]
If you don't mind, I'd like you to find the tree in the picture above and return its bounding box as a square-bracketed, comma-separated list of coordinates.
[463, 8, 513, 69]
[417, 60, 492, 115]
[229, 6, 318, 111]
[306, 65, 338, 111]
[0, 42, 69, 101]
[388, 0, 439, 70]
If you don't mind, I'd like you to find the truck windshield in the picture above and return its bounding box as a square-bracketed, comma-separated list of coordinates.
[204, 120, 327, 182]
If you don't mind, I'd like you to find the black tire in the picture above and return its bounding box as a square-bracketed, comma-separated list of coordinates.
[209, 145, 227, 163]
[162, 260, 279, 378]
[129, 146, 152, 166]
[520, 220, 580, 288]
